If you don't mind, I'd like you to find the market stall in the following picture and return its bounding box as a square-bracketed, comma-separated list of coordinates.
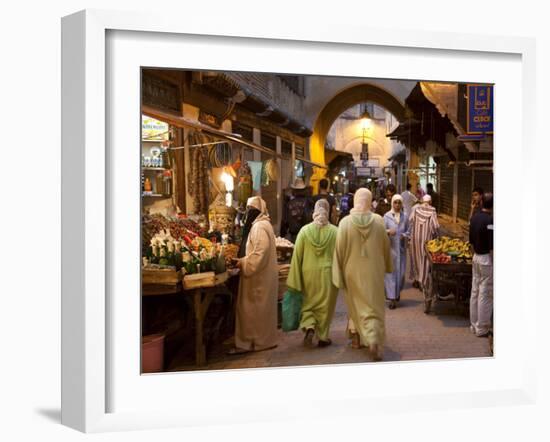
[140, 106, 326, 370]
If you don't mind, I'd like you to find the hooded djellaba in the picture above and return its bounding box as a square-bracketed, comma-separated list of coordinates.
[332, 188, 392, 361]
[287, 199, 339, 347]
[229, 196, 279, 355]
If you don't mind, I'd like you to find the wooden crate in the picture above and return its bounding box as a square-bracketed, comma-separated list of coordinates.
[183, 271, 216, 290]
[142, 267, 182, 285]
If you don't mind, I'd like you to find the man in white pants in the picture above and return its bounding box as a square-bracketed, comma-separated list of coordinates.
[468, 193, 493, 337]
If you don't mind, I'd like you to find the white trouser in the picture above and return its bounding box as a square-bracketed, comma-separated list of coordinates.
[470, 254, 493, 335]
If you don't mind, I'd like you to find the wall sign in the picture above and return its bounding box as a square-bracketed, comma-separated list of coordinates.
[467, 84, 493, 134]
[142, 115, 169, 141]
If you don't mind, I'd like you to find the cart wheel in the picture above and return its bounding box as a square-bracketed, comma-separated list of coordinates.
[423, 299, 432, 314]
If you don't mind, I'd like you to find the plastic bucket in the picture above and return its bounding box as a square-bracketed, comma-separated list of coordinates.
[141, 333, 165, 373]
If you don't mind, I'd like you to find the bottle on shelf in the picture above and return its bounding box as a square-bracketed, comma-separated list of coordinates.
[143, 177, 152, 192]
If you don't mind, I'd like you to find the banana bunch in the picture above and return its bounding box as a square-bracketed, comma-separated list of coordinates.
[426, 236, 473, 259]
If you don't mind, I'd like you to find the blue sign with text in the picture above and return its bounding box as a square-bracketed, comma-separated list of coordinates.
[467, 84, 493, 134]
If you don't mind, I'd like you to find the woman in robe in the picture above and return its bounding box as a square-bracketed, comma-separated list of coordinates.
[332, 188, 392, 361]
[408, 194, 440, 313]
[384, 194, 410, 310]
[229, 196, 278, 354]
[287, 199, 339, 347]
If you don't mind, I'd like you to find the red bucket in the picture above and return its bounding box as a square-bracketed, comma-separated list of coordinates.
[141, 334, 165, 373]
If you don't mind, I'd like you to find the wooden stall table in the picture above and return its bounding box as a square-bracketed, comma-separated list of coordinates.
[141, 268, 236, 367]
[182, 271, 233, 367]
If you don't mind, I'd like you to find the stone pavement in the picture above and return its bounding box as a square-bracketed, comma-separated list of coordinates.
[168, 279, 491, 372]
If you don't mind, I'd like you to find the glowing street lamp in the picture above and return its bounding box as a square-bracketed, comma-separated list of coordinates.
[221, 169, 234, 207]
[360, 108, 372, 161]
[360, 109, 373, 131]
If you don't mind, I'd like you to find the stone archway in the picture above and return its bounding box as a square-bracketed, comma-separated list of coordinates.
[309, 83, 407, 191]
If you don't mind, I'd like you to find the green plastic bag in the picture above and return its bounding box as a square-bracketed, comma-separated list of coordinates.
[282, 290, 303, 332]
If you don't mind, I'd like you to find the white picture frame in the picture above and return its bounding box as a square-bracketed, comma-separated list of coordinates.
[61, 9, 537, 433]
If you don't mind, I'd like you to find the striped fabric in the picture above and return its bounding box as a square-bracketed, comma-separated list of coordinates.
[409, 205, 440, 290]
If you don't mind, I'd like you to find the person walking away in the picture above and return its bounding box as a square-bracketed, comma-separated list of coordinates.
[426, 183, 440, 213]
[229, 196, 278, 354]
[313, 178, 337, 225]
[408, 194, 440, 312]
[375, 184, 397, 216]
[280, 177, 313, 243]
[338, 182, 356, 224]
[384, 195, 410, 310]
[332, 188, 392, 361]
[469, 193, 493, 337]
[401, 182, 418, 285]
[286, 199, 339, 347]
[469, 187, 484, 220]
[401, 182, 418, 219]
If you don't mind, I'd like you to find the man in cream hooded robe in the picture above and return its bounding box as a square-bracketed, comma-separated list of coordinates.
[332, 188, 392, 360]
[231, 196, 278, 354]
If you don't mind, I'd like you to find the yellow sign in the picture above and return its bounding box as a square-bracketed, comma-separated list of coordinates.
[142, 115, 169, 141]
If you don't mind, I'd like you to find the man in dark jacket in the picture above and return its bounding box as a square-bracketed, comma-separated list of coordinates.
[338, 182, 356, 224]
[469, 193, 493, 338]
[312, 178, 337, 224]
[280, 178, 313, 243]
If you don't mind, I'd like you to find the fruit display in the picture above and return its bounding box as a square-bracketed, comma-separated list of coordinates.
[143, 226, 228, 275]
[275, 237, 294, 248]
[431, 252, 451, 264]
[426, 236, 473, 263]
[223, 243, 240, 268]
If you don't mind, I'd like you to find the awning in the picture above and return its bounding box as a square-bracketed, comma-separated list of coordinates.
[142, 105, 326, 169]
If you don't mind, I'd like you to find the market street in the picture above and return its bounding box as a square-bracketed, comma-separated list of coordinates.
[168, 279, 491, 372]
[139, 70, 494, 373]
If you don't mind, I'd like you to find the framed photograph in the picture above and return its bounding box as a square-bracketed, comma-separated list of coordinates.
[61, 9, 537, 433]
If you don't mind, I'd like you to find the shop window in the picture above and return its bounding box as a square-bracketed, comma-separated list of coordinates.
[281, 139, 292, 156]
[261, 132, 276, 151]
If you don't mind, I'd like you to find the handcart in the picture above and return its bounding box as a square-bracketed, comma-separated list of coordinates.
[423, 243, 472, 315]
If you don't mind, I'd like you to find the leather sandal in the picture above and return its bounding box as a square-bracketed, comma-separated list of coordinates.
[318, 338, 332, 348]
[303, 328, 315, 347]
[350, 332, 360, 349]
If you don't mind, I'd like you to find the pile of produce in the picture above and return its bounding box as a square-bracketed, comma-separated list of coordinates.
[430, 252, 451, 264]
[426, 236, 473, 263]
[275, 237, 294, 248]
[141, 212, 207, 255]
[144, 229, 227, 275]
[223, 243, 240, 268]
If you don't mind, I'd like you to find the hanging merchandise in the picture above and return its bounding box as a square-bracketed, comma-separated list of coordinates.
[248, 161, 263, 191]
[260, 161, 269, 186]
[215, 142, 232, 167]
[237, 161, 252, 205]
[265, 158, 279, 182]
[189, 133, 210, 218]
[230, 157, 241, 177]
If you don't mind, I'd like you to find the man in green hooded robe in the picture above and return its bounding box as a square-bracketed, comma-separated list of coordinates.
[287, 199, 339, 347]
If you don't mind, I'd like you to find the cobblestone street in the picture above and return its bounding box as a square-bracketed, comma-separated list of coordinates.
[169, 276, 491, 372]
